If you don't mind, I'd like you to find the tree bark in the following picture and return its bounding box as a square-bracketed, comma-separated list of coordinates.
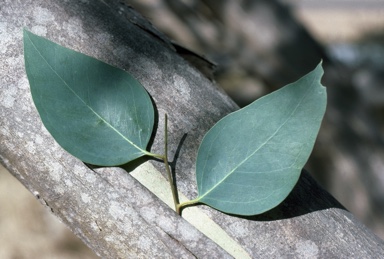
[1, 0, 383, 258]
[128, 0, 384, 238]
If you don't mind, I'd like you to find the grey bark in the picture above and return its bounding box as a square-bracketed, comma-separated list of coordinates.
[129, 0, 384, 238]
[1, 0, 383, 258]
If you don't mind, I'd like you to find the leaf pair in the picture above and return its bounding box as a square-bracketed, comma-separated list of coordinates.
[24, 29, 327, 216]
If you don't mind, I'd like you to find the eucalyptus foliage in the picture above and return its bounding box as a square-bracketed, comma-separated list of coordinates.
[192, 64, 326, 215]
[24, 29, 327, 216]
[24, 29, 154, 166]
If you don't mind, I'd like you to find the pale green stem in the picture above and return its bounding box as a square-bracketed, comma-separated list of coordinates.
[144, 151, 164, 160]
[177, 199, 200, 215]
[145, 114, 180, 214]
[163, 114, 180, 213]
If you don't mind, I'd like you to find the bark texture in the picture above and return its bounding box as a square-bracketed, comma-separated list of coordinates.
[129, 0, 384, 238]
[1, 0, 384, 258]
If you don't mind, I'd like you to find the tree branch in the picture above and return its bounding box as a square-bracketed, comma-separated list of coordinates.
[1, 0, 383, 257]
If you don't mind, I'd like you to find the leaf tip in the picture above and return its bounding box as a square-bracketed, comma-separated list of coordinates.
[23, 27, 32, 38]
[316, 60, 324, 74]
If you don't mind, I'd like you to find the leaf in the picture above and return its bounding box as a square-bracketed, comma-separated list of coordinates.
[23, 29, 154, 166]
[194, 63, 327, 215]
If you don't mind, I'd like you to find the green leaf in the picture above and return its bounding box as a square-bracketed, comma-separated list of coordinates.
[194, 63, 327, 215]
[23, 29, 154, 166]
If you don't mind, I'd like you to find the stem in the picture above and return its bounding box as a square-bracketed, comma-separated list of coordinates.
[143, 151, 164, 160]
[176, 199, 199, 215]
[163, 114, 180, 213]
[144, 114, 183, 214]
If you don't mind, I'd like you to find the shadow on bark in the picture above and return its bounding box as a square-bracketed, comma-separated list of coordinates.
[240, 169, 346, 221]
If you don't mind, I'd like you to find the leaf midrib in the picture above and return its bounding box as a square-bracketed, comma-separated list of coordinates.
[26, 32, 147, 155]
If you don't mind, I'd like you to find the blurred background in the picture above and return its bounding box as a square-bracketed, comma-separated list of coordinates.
[1, 0, 383, 257]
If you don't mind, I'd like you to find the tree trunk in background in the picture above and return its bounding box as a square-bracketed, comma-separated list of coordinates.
[129, 0, 384, 239]
[1, 0, 384, 257]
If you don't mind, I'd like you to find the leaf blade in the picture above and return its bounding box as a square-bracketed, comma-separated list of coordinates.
[24, 29, 154, 166]
[195, 63, 327, 215]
